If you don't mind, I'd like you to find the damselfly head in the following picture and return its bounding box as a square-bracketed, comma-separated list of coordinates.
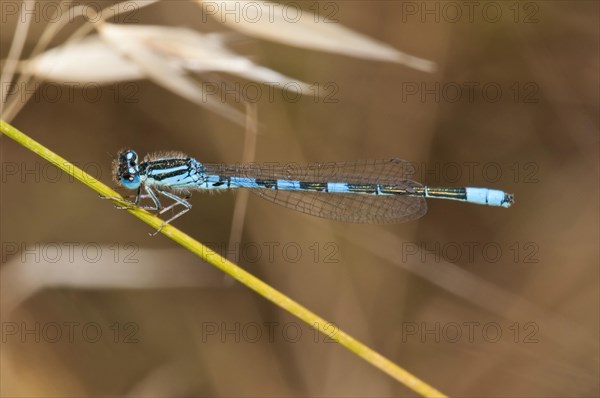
[113, 148, 141, 190]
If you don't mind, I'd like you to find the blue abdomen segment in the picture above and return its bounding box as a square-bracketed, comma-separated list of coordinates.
[200, 176, 395, 196]
[465, 188, 513, 207]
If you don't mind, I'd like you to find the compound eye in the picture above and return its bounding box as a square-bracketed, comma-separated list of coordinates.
[120, 173, 140, 190]
[125, 150, 137, 164]
[115, 149, 141, 189]
[118, 149, 137, 164]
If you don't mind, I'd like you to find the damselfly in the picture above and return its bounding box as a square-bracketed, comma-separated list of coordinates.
[103, 149, 514, 235]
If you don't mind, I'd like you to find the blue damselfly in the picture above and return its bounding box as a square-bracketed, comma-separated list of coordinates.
[104, 149, 514, 235]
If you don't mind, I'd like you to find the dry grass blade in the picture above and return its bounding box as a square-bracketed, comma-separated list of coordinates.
[27, 25, 314, 89]
[98, 23, 247, 125]
[1, 248, 226, 314]
[0, 0, 34, 106]
[1, 0, 160, 122]
[25, 35, 145, 83]
[196, 0, 437, 73]
[93, 23, 316, 124]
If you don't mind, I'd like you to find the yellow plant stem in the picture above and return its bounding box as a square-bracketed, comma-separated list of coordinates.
[0, 119, 447, 398]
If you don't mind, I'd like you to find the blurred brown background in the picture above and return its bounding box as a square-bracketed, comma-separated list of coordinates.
[1, 1, 598, 397]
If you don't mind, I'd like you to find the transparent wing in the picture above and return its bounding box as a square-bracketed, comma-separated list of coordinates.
[247, 188, 427, 223]
[203, 158, 417, 184]
[203, 159, 427, 223]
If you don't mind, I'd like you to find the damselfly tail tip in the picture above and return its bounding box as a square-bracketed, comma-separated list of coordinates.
[502, 193, 515, 208]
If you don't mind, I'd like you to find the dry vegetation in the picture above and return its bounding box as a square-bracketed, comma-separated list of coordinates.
[1, 1, 598, 397]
